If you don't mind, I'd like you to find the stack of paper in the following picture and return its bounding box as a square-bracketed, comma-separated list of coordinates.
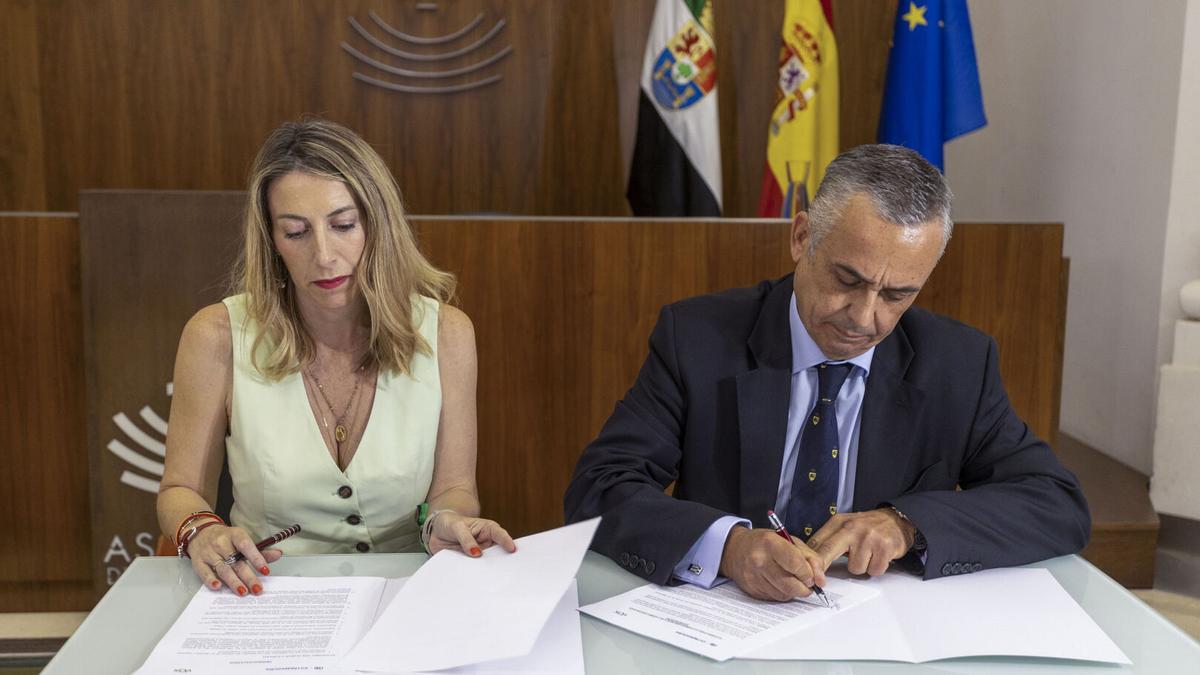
[580, 565, 1131, 665]
[136, 518, 599, 674]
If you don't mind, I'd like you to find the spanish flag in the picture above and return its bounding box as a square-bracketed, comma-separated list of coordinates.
[757, 0, 839, 218]
[627, 0, 722, 216]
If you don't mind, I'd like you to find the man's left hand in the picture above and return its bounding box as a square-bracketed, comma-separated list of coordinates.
[807, 508, 915, 576]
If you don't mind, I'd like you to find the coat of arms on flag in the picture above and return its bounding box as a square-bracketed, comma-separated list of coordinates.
[757, 0, 839, 218]
[650, 20, 717, 110]
[771, 22, 827, 134]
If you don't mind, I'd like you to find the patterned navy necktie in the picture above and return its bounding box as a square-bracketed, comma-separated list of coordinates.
[784, 362, 853, 541]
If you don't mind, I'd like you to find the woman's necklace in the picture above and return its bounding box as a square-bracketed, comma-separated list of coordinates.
[308, 363, 364, 446]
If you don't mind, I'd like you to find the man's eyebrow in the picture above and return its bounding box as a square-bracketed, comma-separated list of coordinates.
[832, 263, 921, 294]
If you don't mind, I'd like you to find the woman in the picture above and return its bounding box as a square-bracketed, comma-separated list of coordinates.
[158, 118, 514, 596]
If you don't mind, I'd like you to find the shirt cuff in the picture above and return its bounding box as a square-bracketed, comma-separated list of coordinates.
[672, 515, 750, 588]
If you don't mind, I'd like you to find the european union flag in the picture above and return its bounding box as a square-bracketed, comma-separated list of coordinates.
[878, 0, 986, 170]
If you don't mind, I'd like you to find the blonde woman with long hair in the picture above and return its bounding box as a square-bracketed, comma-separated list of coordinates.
[158, 118, 514, 596]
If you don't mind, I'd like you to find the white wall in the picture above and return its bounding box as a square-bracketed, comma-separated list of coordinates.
[945, 0, 1188, 473]
[1152, 0, 1200, 518]
[1160, 0, 1200, 367]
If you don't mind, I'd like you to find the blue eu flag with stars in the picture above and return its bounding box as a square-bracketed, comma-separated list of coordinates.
[878, 0, 986, 170]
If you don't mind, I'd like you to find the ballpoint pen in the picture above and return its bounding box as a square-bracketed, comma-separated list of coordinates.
[766, 510, 836, 609]
[223, 524, 302, 566]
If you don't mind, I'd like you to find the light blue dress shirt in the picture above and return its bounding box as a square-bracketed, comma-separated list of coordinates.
[672, 292, 875, 587]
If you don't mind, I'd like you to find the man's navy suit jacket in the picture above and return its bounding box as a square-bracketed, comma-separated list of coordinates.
[564, 275, 1091, 584]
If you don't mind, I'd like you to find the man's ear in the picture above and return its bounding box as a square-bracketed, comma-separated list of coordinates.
[790, 211, 811, 263]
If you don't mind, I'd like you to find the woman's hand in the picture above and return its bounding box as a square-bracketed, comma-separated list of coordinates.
[185, 524, 284, 595]
[425, 512, 517, 557]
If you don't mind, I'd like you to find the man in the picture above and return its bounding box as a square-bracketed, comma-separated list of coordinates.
[564, 144, 1090, 601]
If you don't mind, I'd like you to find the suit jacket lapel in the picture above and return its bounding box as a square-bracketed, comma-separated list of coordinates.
[853, 322, 927, 511]
[736, 278, 794, 527]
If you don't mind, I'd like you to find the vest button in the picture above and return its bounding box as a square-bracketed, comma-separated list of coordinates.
[346, 514, 362, 525]
[338, 485, 353, 499]
[356, 542, 370, 553]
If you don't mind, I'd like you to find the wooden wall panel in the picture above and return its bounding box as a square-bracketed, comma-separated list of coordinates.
[713, 1, 786, 218]
[0, 216, 90, 610]
[0, 580, 93, 613]
[610, 0, 658, 204]
[414, 218, 796, 534]
[537, 2, 625, 215]
[79, 192, 245, 596]
[833, 0, 900, 150]
[0, 0, 47, 211]
[916, 223, 1067, 445]
[420, 219, 1068, 536]
[3, 0, 896, 215]
[29, 1, 572, 214]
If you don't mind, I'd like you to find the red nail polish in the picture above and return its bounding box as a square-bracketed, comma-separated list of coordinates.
[260, 566, 271, 575]
[210, 580, 220, 589]
[252, 583, 263, 595]
[470, 547, 482, 557]
[237, 586, 247, 596]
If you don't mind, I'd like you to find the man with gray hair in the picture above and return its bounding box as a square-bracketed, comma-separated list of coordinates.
[565, 144, 1090, 601]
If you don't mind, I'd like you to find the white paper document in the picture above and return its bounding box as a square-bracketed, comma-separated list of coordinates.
[136, 576, 584, 675]
[579, 576, 877, 661]
[343, 517, 600, 673]
[443, 578, 584, 675]
[580, 565, 1129, 665]
[740, 567, 1130, 664]
[135, 575, 394, 674]
[136, 519, 598, 674]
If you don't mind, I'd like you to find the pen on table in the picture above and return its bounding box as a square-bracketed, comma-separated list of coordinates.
[766, 510, 835, 609]
[223, 524, 302, 566]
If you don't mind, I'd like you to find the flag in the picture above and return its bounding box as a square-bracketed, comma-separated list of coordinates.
[627, 0, 722, 216]
[878, 0, 986, 170]
[757, 0, 839, 218]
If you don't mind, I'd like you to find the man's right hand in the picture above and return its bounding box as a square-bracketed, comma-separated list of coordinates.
[718, 526, 826, 601]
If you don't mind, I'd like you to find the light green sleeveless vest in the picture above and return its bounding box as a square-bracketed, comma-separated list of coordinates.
[222, 294, 440, 554]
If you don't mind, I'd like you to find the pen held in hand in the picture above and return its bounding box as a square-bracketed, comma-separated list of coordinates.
[766, 510, 836, 610]
[223, 524, 302, 566]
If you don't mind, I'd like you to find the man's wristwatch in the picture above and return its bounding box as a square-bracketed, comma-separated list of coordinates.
[889, 505, 927, 554]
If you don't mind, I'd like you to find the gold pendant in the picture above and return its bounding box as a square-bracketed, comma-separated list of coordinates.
[335, 425, 348, 443]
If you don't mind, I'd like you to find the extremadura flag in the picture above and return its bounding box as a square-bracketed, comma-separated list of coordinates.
[627, 0, 722, 216]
